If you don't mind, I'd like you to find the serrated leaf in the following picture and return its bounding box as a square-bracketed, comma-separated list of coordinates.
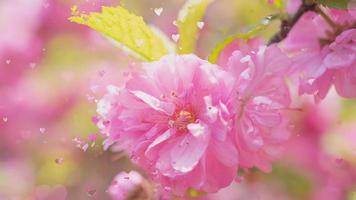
[69, 6, 169, 61]
[177, 0, 213, 54]
[316, 0, 350, 9]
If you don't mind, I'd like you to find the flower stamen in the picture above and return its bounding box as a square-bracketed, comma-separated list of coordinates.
[172, 110, 196, 132]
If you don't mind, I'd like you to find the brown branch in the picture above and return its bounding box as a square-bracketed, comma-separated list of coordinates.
[268, 1, 317, 45]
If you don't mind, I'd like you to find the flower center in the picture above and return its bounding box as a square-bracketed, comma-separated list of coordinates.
[171, 110, 196, 132]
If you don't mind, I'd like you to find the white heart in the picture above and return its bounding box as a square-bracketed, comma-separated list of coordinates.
[90, 85, 99, 93]
[29, 63, 37, 69]
[82, 143, 89, 152]
[40, 128, 46, 133]
[2, 117, 8, 122]
[135, 39, 144, 47]
[172, 20, 178, 26]
[154, 7, 163, 16]
[171, 34, 180, 42]
[197, 21, 205, 29]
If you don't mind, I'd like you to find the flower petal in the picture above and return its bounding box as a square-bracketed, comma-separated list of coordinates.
[170, 123, 210, 173]
[130, 90, 175, 115]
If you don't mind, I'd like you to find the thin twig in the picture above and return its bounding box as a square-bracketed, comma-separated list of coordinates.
[268, 1, 317, 44]
[315, 5, 340, 31]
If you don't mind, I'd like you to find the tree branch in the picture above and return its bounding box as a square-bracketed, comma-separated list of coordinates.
[268, 1, 317, 44]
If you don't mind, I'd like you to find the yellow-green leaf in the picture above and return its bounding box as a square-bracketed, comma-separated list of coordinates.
[69, 6, 169, 61]
[177, 0, 213, 54]
[208, 15, 278, 64]
[208, 26, 263, 64]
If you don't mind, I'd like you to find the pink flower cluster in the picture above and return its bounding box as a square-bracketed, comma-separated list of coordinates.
[283, 8, 356, 101]
[94, 1, 356, 199]
[96, 40, 292, 196]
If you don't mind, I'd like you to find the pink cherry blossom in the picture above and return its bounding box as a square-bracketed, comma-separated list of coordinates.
[283, 10, 356, 100]
[108, 171, 152, 200]
[222, 39, 292, 172]
[96, 54, 238, 196]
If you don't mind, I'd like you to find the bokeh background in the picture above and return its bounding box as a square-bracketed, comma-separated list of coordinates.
[0, 0, 355, 199]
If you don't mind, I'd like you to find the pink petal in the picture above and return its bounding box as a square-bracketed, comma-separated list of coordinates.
[130, 90, 175, 115]
[146, 129, 172, 153]
[334, 68, 356, 98]
[211, 139, 238, 167]
[170, 124, 210, 173]
[324, 49, 355, 69]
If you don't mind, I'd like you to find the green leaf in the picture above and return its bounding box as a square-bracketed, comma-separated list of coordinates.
[177, 0, 213, 54]
[208, 33, 251, 64]
[267, 164, 313, 199]
[208, 28, 264, 64]
[208, 14, 279, 64]
[316, 0, 350, 9]
[69, 6, 169, 61]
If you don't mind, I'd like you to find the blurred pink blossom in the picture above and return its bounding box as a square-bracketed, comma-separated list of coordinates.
[0, 0, 116, 86]
[199, 182, 293, 200]
[108, 171, 151, 200]
[0, 80, 77, 151]
[0, 0, 42, 55]
[0, 159, 35, 199]
[0, 61, 122, 152]
[338, 124, 356, 160]
[0, 0, 43, 85]
[282, 98, 356, 200]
